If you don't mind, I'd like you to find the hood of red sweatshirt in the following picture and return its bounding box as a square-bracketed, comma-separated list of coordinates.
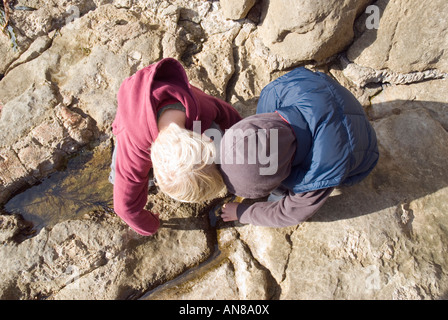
[113, 58, 200, 148]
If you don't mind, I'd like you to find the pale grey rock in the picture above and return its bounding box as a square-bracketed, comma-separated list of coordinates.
[147, 231, 278, 300]
[0, 33, 25, 75]
[147, 257, 240, 300]
[0, 214, 30, 243]
[193, 28, 239, 99]
[146, 106, 448, 300]
[0, 52, 58, 104]
[0, 190, 215, 299]
[348, 0, 448, 73]
[220, 0, 256, 20]
[9, 0, 97, 39]
[339, 56, 448, 87]
[0, 212, 128, 299]
[200, 2, 241, 36]
[0, 82, 58, 148]
[0, 83, 96, 203]
[113, 0, 133, 9]
[5, 35, 54, 73]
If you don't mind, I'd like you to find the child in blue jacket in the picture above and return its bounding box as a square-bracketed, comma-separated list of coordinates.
[220, 67, 379, 227]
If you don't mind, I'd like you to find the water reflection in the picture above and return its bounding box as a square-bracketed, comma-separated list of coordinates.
[5, 144, 114, 232]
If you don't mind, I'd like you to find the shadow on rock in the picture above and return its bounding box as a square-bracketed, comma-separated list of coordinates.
[312, 99, 448, 225]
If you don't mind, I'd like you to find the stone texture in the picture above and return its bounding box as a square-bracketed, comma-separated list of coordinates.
[0, 190, 215, 300]
[338, 56, 448, 88]
[0, 82, 58, 147]
[147, 105, 448, 300]
[220, 0, 256, 20]
[0, 214, 31, 243]
[0, 84, 96, 203]
[147, 257, 240, 300]
[194, 28, 239, 99]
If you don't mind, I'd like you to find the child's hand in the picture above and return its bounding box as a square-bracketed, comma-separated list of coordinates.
[221, 202, 239, 222]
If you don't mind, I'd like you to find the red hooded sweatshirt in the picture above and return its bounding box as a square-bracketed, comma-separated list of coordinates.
[112, 58, 241, 235]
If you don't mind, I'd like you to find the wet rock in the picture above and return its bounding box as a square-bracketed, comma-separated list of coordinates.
[147, 229, 279, 300]
[0, 190, 216, 299]
[368, 80, 448, 130]
[50, 191, 216, 300]
[0, 83, 97, 203]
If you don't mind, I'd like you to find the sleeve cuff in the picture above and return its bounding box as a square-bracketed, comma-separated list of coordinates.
[236, 203, 251, 224]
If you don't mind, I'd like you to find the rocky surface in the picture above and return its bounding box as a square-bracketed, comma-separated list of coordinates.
[1, 0, 447, 300]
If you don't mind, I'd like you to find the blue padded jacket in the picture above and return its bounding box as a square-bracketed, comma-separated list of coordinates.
[256, 67, 379, 194]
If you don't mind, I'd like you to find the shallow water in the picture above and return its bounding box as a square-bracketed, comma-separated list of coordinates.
[5, 144, 114, 232]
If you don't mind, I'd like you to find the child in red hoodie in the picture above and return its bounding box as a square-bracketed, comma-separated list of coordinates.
[110, 58, 241, 236]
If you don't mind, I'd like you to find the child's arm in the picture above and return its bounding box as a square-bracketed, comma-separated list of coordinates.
[228, 188, 334, 228]
[112, 133, 160, 236]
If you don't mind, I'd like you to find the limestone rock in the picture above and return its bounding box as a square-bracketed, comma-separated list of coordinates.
[147, 257, 240, 300]
[368, 80, 448, 130]
[0, 212, 127, 299]
[0, 214, 31, 243]
[0, 81, 96, 202]
[9, 0, 97, 38]
[0, 82, 58, 148]
[258, 0, 371, 67]
[0, 190, 215, 299]
[0, 35, 23, 76]
[348, 0, 448, 73]
[200, 2, 240, 36]
[5, 35, 54, 72]
[220, 0, 256, 20]
[1, 103, 96, 204]
[147, 230, 279, 300]
[338, 56, 448, 88]
[146, 105, 448, 300]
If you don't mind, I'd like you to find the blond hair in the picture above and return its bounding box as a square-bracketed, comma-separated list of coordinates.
[150, 123, 227, 203]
